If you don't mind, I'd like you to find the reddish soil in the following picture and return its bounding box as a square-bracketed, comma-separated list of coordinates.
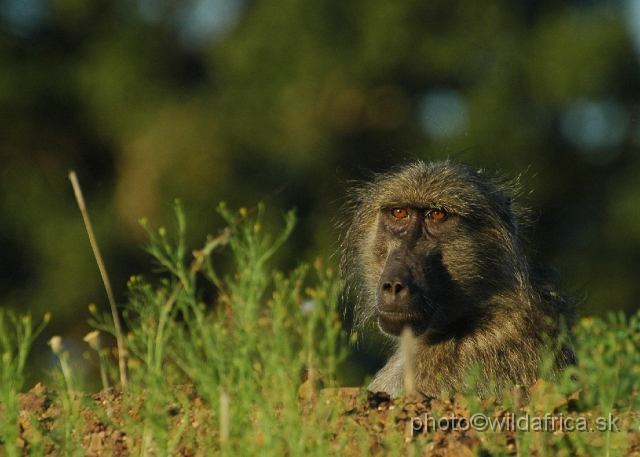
[4, 382, 639, 456]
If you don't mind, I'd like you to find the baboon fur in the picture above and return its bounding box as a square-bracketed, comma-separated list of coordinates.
[341, 160, 575, 398]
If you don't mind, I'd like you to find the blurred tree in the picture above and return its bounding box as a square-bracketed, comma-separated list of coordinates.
[1, 0, 639, 387]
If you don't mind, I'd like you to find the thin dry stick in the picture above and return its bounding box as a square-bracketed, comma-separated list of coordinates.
[401, 326, 415, 395]
[69, 171, 128, 388]
[220, 389, 230, 448]
[401, 326, 416, 447]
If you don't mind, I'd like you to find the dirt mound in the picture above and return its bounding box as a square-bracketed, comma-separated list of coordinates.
[5, 383, 639, 456]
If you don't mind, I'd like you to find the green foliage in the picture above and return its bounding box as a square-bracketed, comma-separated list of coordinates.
[576, 313, 640, 410]
[84, 201, 349, 455]
[0, 311, 49, 457]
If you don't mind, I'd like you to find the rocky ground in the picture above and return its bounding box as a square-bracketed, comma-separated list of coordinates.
[5, 382, 639, 456]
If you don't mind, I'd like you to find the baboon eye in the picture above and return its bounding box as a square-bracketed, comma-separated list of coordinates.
[427, 209, 447, 221]
[391, 208, 408, 218]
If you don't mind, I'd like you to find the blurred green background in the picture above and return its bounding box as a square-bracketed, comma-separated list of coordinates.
[2, 0, 640, 389]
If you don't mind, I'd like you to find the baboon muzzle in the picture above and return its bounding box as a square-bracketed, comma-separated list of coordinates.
[376, 252, 431, 336]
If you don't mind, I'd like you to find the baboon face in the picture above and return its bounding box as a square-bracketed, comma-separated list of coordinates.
[343, 161, 521, 338]
[372, 205, 455, 335]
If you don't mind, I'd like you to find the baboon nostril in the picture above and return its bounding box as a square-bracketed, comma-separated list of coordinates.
[382, 281, 405, 296]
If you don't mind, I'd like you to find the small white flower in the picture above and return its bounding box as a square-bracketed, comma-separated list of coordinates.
[47, 336, 64, 355]
[83, 330, 101, 352]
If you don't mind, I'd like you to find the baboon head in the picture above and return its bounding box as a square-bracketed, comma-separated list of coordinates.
[342, 160, 525, 338]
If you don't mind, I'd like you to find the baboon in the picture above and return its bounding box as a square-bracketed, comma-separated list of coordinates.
[341, 160, 575, 398]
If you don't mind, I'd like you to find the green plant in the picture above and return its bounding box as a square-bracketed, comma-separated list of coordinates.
[0, 311, 49, 457]
[84, 201, 349, 455]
